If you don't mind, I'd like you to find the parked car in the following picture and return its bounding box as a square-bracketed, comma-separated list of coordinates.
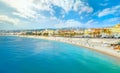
[114, 34, 120, 38]
[101, 34, 114, 38]
[83, 35, 91, 38]
[101, 35, 109, 38]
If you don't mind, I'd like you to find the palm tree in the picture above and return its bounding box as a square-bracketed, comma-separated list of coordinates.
[102, 28, 111, 35]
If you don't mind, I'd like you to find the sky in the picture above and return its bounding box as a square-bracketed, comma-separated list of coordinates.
[0, 0, 120, 30]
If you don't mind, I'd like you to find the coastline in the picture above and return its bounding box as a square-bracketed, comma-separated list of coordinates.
[1, 35, 120, 59]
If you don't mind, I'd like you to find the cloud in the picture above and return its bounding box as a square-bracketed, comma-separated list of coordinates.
[0, 0, 94, 29]
[99, 0, 109, 6]
[100, 3, 108, 6]
[55, 19, 83, 28]
[93, 17, 120, 27]
[55, 19, 99, 28]
[13, 12, 28, 18]
[1, 0, 93, 19]
[107, 17, 120, 22]
[103, 17, 120, 24]
[0, 15, 20, 25]
[85, 19, 98, 28]
[73, 0, 93, 14]
[51, 0, 74, 13]
[86, 20, 94, 24]
[98, 5, 120, 17]
[1, 0, 37, 18]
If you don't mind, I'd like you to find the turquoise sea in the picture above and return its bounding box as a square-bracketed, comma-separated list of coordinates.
[0, 36, 120, 73]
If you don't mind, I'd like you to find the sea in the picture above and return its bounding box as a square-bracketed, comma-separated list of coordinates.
[0, 36, 120, 73]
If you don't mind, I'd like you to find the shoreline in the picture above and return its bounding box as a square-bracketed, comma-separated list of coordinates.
[1, 35, 120, 60]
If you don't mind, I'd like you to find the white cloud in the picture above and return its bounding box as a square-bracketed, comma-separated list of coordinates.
[107, 17, 120, 22]
[1, 0, 37, 18]
[97, 17, 120, 27]
[0, 0, 94, 29]
[64, 20, 82, 27]
[73, 0, 93, 14]
[55, 19, 83, 28]
[0, 15, 20, 25]
[80, 6, 93, 14]
[85, 19, 98, 28]
[98, 5, 120, 17]
[55, 19, 99, 28]
[100, 3, 108, 6]
[1, 0, 93, 19]
[51, 0, 74, 12]
[86, 20, 94, 24]
[13, 12, 28, 18]
[103, 17, 120, 24]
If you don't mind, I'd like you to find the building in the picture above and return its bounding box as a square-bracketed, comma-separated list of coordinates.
[110, 24, 120, 34]
[57, 30, 76, 37]
[41, 29, 55, 36]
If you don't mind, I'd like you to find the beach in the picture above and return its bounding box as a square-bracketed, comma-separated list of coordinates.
[14, 35, 120, 59]
[1, 35, 120, 73]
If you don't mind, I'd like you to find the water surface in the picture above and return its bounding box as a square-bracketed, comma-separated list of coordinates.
[0, 36, 120, 73]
